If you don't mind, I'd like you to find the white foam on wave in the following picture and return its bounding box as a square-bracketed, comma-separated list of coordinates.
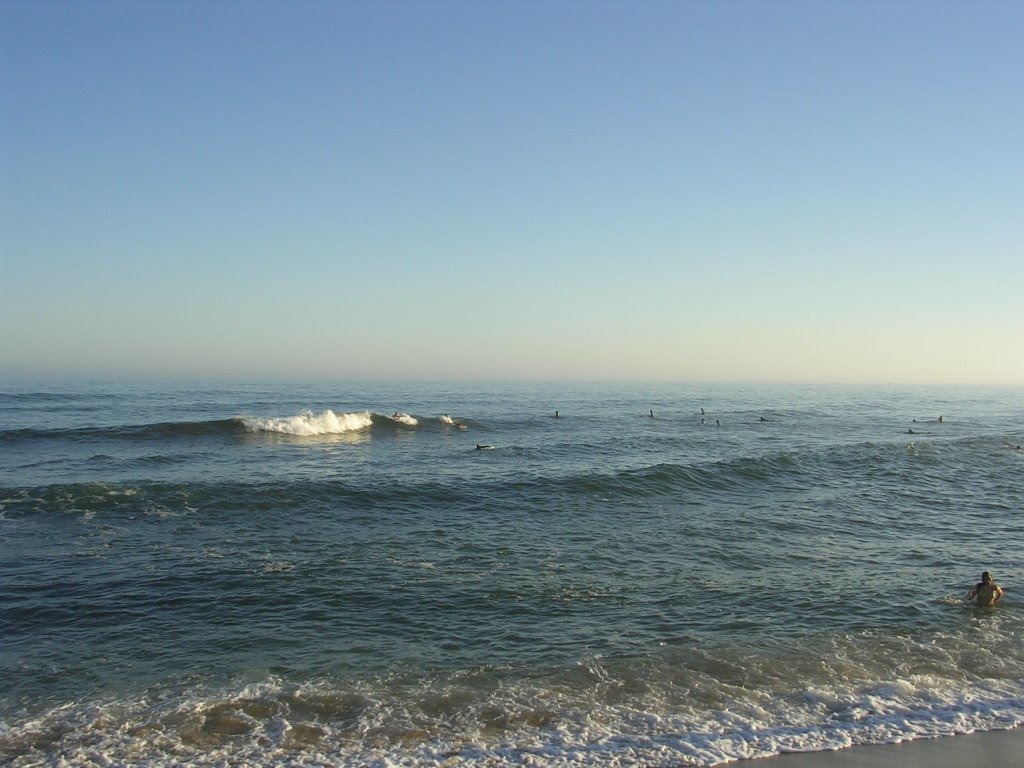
[388, 412, 419, 426]
[240, 410, 373, 436]
[6, 651, 1024, 768]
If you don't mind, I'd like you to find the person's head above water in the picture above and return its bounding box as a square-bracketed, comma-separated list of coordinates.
[968, 570, 1003, 606]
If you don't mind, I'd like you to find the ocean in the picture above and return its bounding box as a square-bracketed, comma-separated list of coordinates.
[2, 380, 1023, 767]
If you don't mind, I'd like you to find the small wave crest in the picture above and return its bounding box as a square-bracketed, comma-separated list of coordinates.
[563, 452, 804, 499]
[240, 410, 373, 436]
[387, 412, 419, 426]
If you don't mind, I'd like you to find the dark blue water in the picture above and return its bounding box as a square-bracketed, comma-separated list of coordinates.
[2, 380, 1023, 766]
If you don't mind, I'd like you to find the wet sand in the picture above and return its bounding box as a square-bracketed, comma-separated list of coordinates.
[758, 728, 1024, 767]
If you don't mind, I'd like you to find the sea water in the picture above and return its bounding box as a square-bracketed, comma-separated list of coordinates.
[1, 380, 1023, 767]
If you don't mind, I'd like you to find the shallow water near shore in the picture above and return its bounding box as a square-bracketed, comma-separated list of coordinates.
[2, 380, 1023, 766]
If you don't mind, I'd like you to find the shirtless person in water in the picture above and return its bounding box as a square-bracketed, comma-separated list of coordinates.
[967, 571, 1004, 606]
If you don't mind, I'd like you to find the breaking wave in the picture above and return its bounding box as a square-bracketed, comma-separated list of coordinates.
[240, 410, 373, 436]
[0, 409, 445, 444]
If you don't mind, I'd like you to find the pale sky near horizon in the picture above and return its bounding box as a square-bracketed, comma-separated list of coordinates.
[1, 1, 1021, 384]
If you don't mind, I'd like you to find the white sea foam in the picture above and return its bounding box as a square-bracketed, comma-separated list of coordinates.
[389, 411, 419, 426]
[240, 410, 373, 436]
[3, 669, 1024, 768]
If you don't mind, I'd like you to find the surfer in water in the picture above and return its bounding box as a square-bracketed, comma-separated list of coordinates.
[967, 571, 1003, 607]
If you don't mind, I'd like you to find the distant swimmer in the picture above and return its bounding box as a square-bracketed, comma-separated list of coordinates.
[649, 409, 655, 418]
[701, 408, 705, 415]
[967, 571, 1003, 607]
[701, 418, 705, 425]
[716, 419, 721, 427]
[760, 416, 768, 422]
[938, 415, 944, 423]
[555, 411, 559, 418]
[475, 443, 493, 451]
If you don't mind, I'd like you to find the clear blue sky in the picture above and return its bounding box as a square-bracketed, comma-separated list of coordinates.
[2, 1, 1021, 383]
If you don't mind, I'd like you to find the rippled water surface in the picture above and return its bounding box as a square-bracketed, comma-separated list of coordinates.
[2, 381, 1023, 766]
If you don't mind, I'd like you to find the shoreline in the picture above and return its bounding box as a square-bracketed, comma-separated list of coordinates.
[756, 728, 1024, 768]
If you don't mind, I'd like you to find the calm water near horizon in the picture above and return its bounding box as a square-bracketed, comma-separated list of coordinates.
[2, 380, 1023, 766]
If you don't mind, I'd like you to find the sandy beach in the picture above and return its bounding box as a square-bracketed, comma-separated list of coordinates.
[760, 729, 1024, 767]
